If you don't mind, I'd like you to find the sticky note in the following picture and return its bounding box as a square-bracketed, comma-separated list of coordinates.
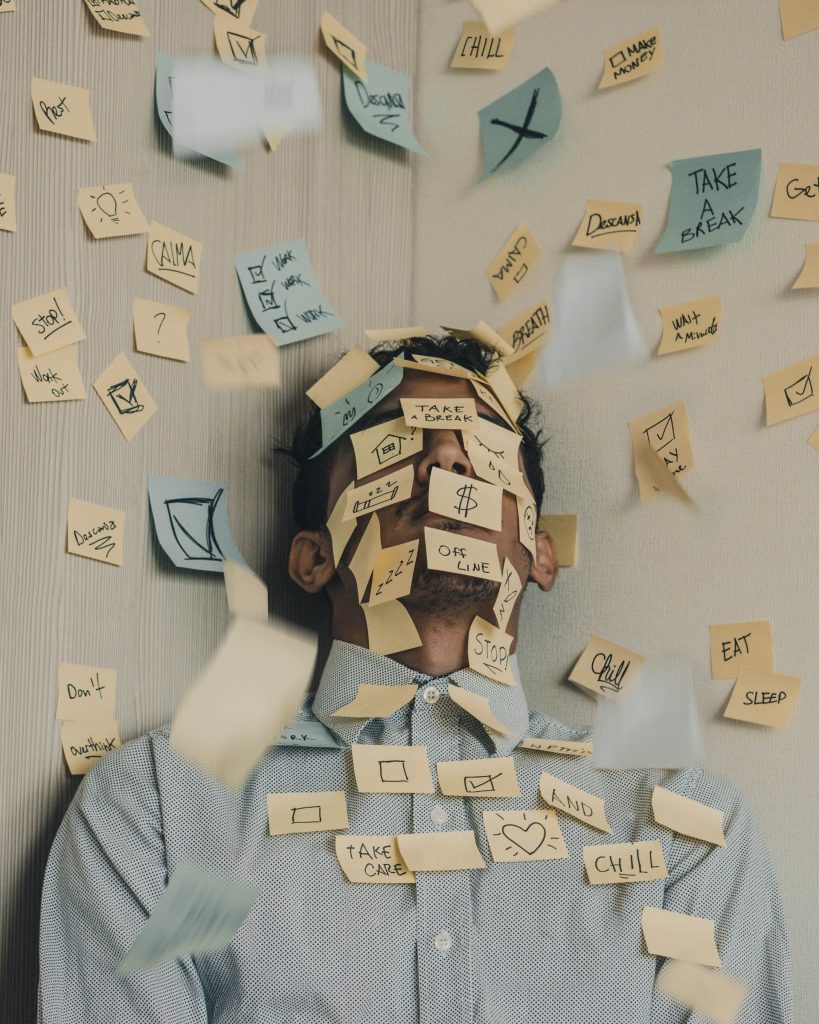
[628, 400, 694, 503]
[316, 359, 405, 456]
[492, 559, 522, 631]
[652, 786, 725, 846]
[471, 0, 557, 34]
[448, 684, 512, 736]
[60, 719, 120, 775]
[657, 295, 721, 356]
[478, 66, 561, 181]
[569, 633, 645, 701]
[93, 353, 157, 440]
[516, 494, 537, 559]
[307, 347, 378, 408]
[83, 0, 150, 36]
[498, 300, 552, 365]
[66, 498, 125, 566]
[342, 59, 425, 155]
[320, 12, 367, 81]
[267, 790, 348, 835]
[397, 353, 478, 379]
[424, 526, 502, 582]
[31, 78, 96, 141]
[343, 464, 414, 521]
[537, 514, 577, 567]
[77, 183, 148, 240]
[723, 669, 801, 728]
[396, 831, 486, 871]
[0, 1, 15, 11]
[12, 287, 85, 356]
[0, 173, 16, 232]
[780, 0, 819, 40]
[770, 162, 819, 220]
[810, 424, 819, 451]
[641, 906, 721, 967]
[200, 335, 280, 390]
[361, 599, 422, 655]
[214, 16, 265, 70]
[401, 397, 478, 428]
[351, 743, 433, 794]
[599, 28, 661, 89]
[763, 354, 819, 424]
[468, 615, 515, 686]
[369, 541, 418, 605]
[148, 474, 247, 572]
[539, 772, 611, 832]
[443, 321, 515, 359]
[466, 431, 529, 499]
[365, 326, 427, 343]
[656, 149, 762, 253]
[792, 243, 819, 288]
[223, 559, 268, 622]
[485, 359, 524, 421]
[583, 841, 667, 884]
[326, 483, 357, 567]
[133, 298, 190, 362]
[483, 809, 566, 862]
[146, 221, 202, 294]
[519, 737, 593, 756]
[437, 755, 519, 797]
[657, 961, 747, 1024]
[348, 513, 381, 600]
[117, 863, 257, 974]
[428, 468, 503, 531]
[17, 345, 86, 403]
[485, 225, 542, 302]
[351, 417, 422, 479]
[56, 663, 116, 720]
[451, 20, 514, 70]
[335, 835, 415, 883]
[709, 621, 774, 679]
[198, 0, 258, 21]
[572, 200, 643, 254]
[332, 682, 417, 719]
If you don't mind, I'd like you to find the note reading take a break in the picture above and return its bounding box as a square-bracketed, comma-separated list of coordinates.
[351, 743, 433, 794]
[709, 621, 774, 678]
[146, 221, 202, 294]
[485, 225, 542, 302]
[12, 287, 86, 356]
[93, 352, 158, 441]
[213, 17, 266, 72]
[599, 28, 662, 89]
[539, 772, 612, 832]
[569, 633, 645, 701]
[571, 200, 643, 253]
[320, 12, 367, 82]
[18, 346, 86, 404]
[469, 616, 516, 686]
[641, 906, 721, 967]
[343, 464, 414, 521]
[66, 498, 125, 566]
[657, 295, 721, 355]
[351, 417, 423, 479]
[368, 541, 418, 605]
[493, 558, 522, 631]
[723, 669, 801, 728]
[763, 354, 819, 424]
[770, 162, 819, 220]
[397, 831, 486, 871]
[267, 791, 348, 835]
[652, 786, 725, 846]
[61, 719, 120, 775]
[0, 173, 17, 232]
[437, 755, 519, 797]
[583, 841, 668, 884]
[335, 835, 415, 883]
[401, 397, 477, 428]
[424, 527, 502, 582]
[200, 335, 280, 390]
[483, 809, 567, 862]
[133, 298, 190, 362]
[471, 0, 557, 34]
[83, 0, 150, 36]
[78, 184, 148, 239]
[31, 78, 96, 141]
[450, 20, 514, 71]
[428, 468, 503, 531]
[56, 663, 116, 720]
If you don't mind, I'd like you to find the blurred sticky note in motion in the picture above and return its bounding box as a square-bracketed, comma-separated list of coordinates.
[770, 161, 819, 220]
[652, 786, 725, 846]
[170, 616, 317, 787]
[60, 720, 120, 775]
[451, 21, 514, 71]
[83, 0, 150, 36]
[320, 11, 367, 82]
[397, 830, 486, 871]
[117, 863, 258, 974]
[12, 287, 86, 357]
[0, 173, 16, 232]
[471, 0, 557, 34]
[657, 295, 721, 356]
[133, 298, 190, 362]
[200, 334, 280, 389]
[335, 835, 416, 883]
[93, 352, 157, 441]
[307, 346, 379, 408]
[792, 243, 819, 288]
[708, 621, 774, 679]
[763, 353, 819, 424]
[599, 28, 662, 89]
[780, 0, 819, 40]
[267, 790, 349, 835]
[31, 77, 96, 141]
[342, 59, 425, 154]
[223, 559, 268, 622]
[148, 474, 247, 573]
[437, 755, 520, 798]
[66, 498, 125, 566]
[538, 773, 612, 832]
[655, 149, 762, 253]
[213, 17, 266, 71]
[628, 400, 694, 504]
[485, 224, 541, 302]
[723, 669, 801, 728]
[56, 663, 117, 720]
[77, 183, 148, 239]
[642, 906, 721, 967]
[569, 633, 644, 701]
[146, 221, 202, 294]
[538, 513, 578, 567]
[657, 961, 747, 1024]
[477, 66, 561, 181]
[572, 199, 643, 253]
[18, 345, 86, 403]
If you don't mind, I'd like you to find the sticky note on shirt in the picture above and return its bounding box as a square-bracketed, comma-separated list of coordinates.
[657, 295, 721, 355]
[93, 353, 158, 441]
[83, 0, 150, 36]
[483, 809, 566, 862]
[61, 719, 120, 775]
[468, 616, 516, 686]
[351, 417, 422, 479]
[641, 906, 721, 967]
[569, 633, 645, 701]
[709, 621, 774, 678]
[342, 59, 425, 155]
[368, 541, 418, 605]
[307, 346, 378, 408]
[723, 669, 801, 728]
[437, 755, 519, 797]
[763, 354, 819, 424]
[770, 162, 819, 220]
[267, 790, 348, 835]
[332, 682, 417, 719]
[628, 400, 694, 503]
[0, 173, 17, 232]
[537, 514, 578, 567]
[448, 685, 512, 736]
[133, 298, 191, 362]
[485, 225, 541, 302]
[77, 183, 148, 239]
[343, 464, 414, 521]
[401, 397, 477, 428]
[652, 786, 725, 846]
[657, 961, 747, 1024]
[66, 498, 125, 566]
[519, 737, 593, 757]
[56, 663, 116, 720]
[146, 221, 202, 294]
[451, 20, 514, 70]
[539, 772, 612, 832]
[362, 599, 422, 655]
[12, 287, 86, 356]
[599, 28, 662, 89]
[572, 200, 643, 253]
[18, 345, 86, 403]
[583, 841, 667, 884]
[32, 78, 96, 141]
[351, 743, 433, 793]
[424, 527, 502, 582]
[396, 830, 486, 871]
[492, 558, 522, 631]
[200, 335, 280, 390]
[428, 468, 503, 531]
[335, 835, 415, 883]
[320, 11, 367, 81]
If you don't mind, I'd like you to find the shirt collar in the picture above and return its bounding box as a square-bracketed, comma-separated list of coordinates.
[311, 639, 530, 756]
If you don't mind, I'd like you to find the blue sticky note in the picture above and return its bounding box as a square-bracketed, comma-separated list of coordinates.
[313, 359, 404, 458]
[234, 239, 343, 346]
[478, 66, 562, 182]
[148, 475, 248, 573]
[342, 59, 426, 155]
[655, 148, 762, 253]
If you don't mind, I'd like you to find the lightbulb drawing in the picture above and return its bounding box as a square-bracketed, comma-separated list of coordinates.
[90, 188, 129, 225]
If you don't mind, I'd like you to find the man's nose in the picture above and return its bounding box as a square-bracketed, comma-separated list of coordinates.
[415, 430, 475, 485]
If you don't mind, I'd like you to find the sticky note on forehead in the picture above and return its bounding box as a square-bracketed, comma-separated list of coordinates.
[401, 397, 477, 427]
[314, 359, 404, 456]
[306, 346, 379, 408]
[351, 417, 422, 478]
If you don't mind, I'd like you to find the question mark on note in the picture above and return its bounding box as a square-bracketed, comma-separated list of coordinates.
[153, 311, 166, 336]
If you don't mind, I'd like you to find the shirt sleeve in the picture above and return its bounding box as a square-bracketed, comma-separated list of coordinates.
[38, 734, 208, 1024]
[649, 769, 794, 1024]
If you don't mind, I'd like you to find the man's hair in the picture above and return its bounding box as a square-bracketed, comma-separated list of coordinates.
[279, 334, 547, 531]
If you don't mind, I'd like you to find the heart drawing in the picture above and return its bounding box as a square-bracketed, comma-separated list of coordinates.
[501, 821, 546, 855]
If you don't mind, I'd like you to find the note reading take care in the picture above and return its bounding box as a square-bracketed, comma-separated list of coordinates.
[93, 353, 157, 441]
[133, 298, 190, 362]
[657, 295, 721, 356]
[723, 669, 801, 728]
[12, 287, 86, 356]
[31, 77, 96, 141]
[599, 28, 662, 89]
[66, 498, 125, 566]
[335, 835, 415, 884]
[18, 346, 86, 404]
[146, 221, 202, 294]
[450, 20, 515, 71]
[485, 225, 542, 302]
[569, 633, 645, 701]
[77, 183, 148, 238]
[571, 200, 643, 253]
[708, 621, 774, 678]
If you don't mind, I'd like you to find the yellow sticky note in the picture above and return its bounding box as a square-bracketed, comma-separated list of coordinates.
[516, 493, 537, 560]
[93, 352, 157, 441]
[652, 786, 725, 847]
[428, 468, 503, 531]
[770, 162, 819, 220]
[780, 0, 819, 40]
[17, 345, 86, 403]
[450, 20, 514, 70]
[267, 790, 348, 835]
[396, 354, 477, 380]
[0, 173, 16, 232]
[83, 0, 150, 36]
[483, 808, 566, 862]
[468, 615, 516, 686]
[424, 526, 502, 582]
[498, 299, 552, 365]
[369, 541, 418, 606]
[723, 669, 801, 728]
[539, 772, 612, 832]
[351, 743, 433, 794]
[78, 183, 148, 239]
[448, 685, 512, 736]
[200, 335, 280, 389]
[599, 28, 662, 89]
[437, 756, 519, 798]
[583, 841, 668, 884]
[365, 326, 427, 343]
[444, 319, 517, 356]
[133, 298, 190, 362]
[0, 0, 16, 11]
[66, 498, 125, 566]
[763, 354, 819, 424]
[641, 906, 721, 967]
[12, 287, 86, 356]
[465, 424, 528, 498]
[326, 483, 356, 566]
[657, 295, 721, 355]
[537, 514, 578, 567]
[343, 464, 414, 521]
[306, 346, 379, 408]
[485, 225, 542, 302]
[569, 633, 645, 701]
[471, 377, 519, 432]
[335, 835, 415, 883]
[361, 599, 422, 655]
[351, 417, 422, 479]
[332, 683, 417, 720]
[264, 129, 287, 152]
[519, 737, 593, 757]
[320, 11, 368, 82]
[793, 243, 819, 288]
[657, 961, 747, 1024]
[214, 16, 266, 70]
[396, 830, 486, 871]
[401, 396, 478, 428]
[348, 513, 381, 601]
[61, 719, 120, 775]
[708, 621, 774, 679]
[31, 78, 96, 141]
[628, 400, 694, 503]
[223, 559, 268, 622]
[471, 0, 557, 34]
[572, 200, 643, 253]
[198, 0, 258, 21]
[810, 424, 819, 451]
[492, 558, 522, 631]
[56, 663, 116, 720]
[146, 221, 202, 294]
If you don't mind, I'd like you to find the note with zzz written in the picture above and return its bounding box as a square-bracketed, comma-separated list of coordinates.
[343, 464, 414, 521]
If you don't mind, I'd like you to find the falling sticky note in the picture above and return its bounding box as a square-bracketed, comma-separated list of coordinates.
[368, 541, 418, 605]
[538, 773, 611, 832]
[655, 149, 762, 253]
[31, 78, 96, 141]
[401, 397, 477, 428]
[347, 513, 381, 601]
[468, 615, 516, 686]
[792, 243, 819, 288]
[223, 559, 268, 622]
[12, 287, 86, 356]
[117, 863, 257, 974]
[200, 335, 280, 390]
[657, 295, 721, 356]
[315, 358, 404, 456]
[424, 526, 502, 582]
[537, 514, 578, 567]
[437, 755, 519, 797]
[93, 353, 157, 441]
[519, 737, 593, 756]
[477, 66, 561, 181]
[652, 786, 725, 847]
[483, 809, 566, 862]
[569, 633, 645, 701]
[599, 28, 662, 89]
[351, 743, 433, 794]
[471, 0, 557, 34]
[17, 346, 86, 403]
[83, 0, 150, 36]
[583, 841, 668, 884]
[332, 682, 417, 719]
[572, 200, 643, 253]
[61, 720, 120, 775]
[66, 498, 125, 566]
[335, 835, 415, 883]
[708, 621, 774, 679]
[199, 0, 259, 20]
[320, 12, 367, 81]
[267, 790, 348, 835]
[485, 224, 542, 302]
[448, 684, 512, 736]
[56, 663, 116, 720]
[0, 173, 16, 232]
[306, 347, 378, 408]
[451, 20, 514, 70]
[641, 906, 721, 968]
[361, 599, 422, 655]
[146, 221, 202, 294]
[428, 468, 503, 532]
[723, 669, 801, 728]
[343, 464, 414, 521]
[763, 354, 819, 424]
[657, 961, 747, 1024]
[492, 558, 522, 631]
[498, 300, 552, 367]
[780, 0, 819, 40]
[396, 830, 486, 871]
[0, 1, 15, 11]
[443, 321, 515, 360]
[148, 474, 247, 573]
[628, 400, 694, 504]
[770, 162, 819, 220]
[351, 417, 422, 479]
[342, 59, 425, 155]
[78, 183, 148, 239]
[133, 298, 190, 362]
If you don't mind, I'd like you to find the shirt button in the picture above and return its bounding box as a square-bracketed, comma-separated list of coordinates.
[422, 686, 440, 705]
[430, 804, 448, 825]
[434, 929, 453, 954]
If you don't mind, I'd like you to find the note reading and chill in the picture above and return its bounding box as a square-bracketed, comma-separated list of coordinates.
[478, 66, 561, 181]
[341, 59, 426, 155]
[539, 772, 612, 832]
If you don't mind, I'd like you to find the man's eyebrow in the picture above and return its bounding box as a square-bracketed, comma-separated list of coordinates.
[349, 406, 403, 435]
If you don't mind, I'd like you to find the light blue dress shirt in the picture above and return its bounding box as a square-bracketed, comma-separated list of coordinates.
[39, 640, 794, 1023]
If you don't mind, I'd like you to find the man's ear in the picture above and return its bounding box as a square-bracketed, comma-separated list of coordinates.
[289, 530, 337, 593]
[528, 529, 559, 592]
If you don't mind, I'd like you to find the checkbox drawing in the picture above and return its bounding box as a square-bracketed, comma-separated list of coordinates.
[107, 378, 144, 416]
[291, 805, 322, 824]
[464, 772, 502, 793]
[609, 50, 626, 68]
[379, 759, 409, 783]
[643, 413, 675, 453]
[784, 367, 813, 407]
[228, 32, 259, 66]
[512, 263, 529, 284]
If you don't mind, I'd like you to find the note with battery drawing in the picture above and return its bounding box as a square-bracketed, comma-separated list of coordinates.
[343, 464, 414, 521]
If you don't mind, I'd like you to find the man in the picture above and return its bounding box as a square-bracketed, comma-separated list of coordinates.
[40, 336, 793, 1023]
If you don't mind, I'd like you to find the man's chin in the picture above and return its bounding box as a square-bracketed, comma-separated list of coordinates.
[399, 568, 498, 617]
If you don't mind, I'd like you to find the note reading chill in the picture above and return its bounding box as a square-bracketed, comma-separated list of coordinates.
[146, 221, 202, 294]
[66, 498, 125, 566]
[571, 200, 643, 253]
[93, 353, 157, 441]
[450, 20, 514, 71]
[12, 287, 86, 357]
[77, 183, 149, 239]
[583, 841, 668, 884]
[485, 224, 542, 302]
[31, 77, 96, 141]
[657, 295, 721, 356]
[599, 28, 662, 89]
[569, 633, 645, 701]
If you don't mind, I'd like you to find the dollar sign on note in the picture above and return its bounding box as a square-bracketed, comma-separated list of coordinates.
[454, 483, 478, 517]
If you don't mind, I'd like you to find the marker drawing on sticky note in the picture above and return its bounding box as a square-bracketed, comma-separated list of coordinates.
[368, 541, 418, 605]
[351, 416, 422, 479]
[657, 295, 721, 356]
[267, 790, 348, 835]
[628, 400, 694, 504]
[342, 59, 425, 155]
[83, 0, 150, 36]
[0, 173, 17, 232]
[343, 464, 414, 521]
[437, 755, 519, 797]
[450, 20, 514, 71]
[320, 12, 367, 81]
[93, 353, 157, 441]
[61, 720, 120, 775]
[78, 184, 149, 239]
[708, 621, 774, 679]
[492, 558, 522, 631]
[428, 468, 503, 531]
[482, 809, 566, 862]
[485, 225, 541, 302]
[56, 663, 117, 720]
[722, 669, 801, 728]
[351, 743, 433, 794]
[763, 354, 819, 424]
[424, 527, 502, 583]
[569, 633, 645, 701]
[12, 287, 86, 357]
[571, 200, 643, 253]
[31, 78, 96, 141]
[468, 616, 516, 686]
[146, 221, 202, 294]
[213, 16, 266, 71]
[598, 28, 662, 89]
[133, 298, 190, 362]
[66, 498, 126, 566]
[519, 737, 593, 757]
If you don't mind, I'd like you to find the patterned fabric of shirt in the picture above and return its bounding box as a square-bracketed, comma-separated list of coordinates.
[39, 640, 794, 1024]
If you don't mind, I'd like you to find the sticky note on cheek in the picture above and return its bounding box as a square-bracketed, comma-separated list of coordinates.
[708, 621, 774, 679]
